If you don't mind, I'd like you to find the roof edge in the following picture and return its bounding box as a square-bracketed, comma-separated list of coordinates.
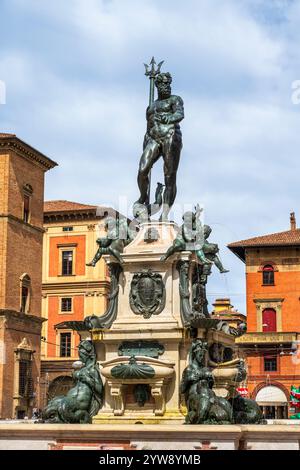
[0, 134, 58, 170]
[227, 244, 246, 263]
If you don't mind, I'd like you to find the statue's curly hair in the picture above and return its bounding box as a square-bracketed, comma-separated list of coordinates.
[155, 72, 172, 86]
[188, 339, 208, 366]
[79, 340, 96, 361]
[182, 211, 195, 221]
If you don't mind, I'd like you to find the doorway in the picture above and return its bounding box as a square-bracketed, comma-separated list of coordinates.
[260, 405, 288, 419]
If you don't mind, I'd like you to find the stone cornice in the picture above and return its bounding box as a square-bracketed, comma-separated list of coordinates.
[0, 309, 45, 323]
[0, 310, 46, 335]
[236, 331, 298, 345]
[44, 211, 99, 223]
[248, 374, 300, 380]
[42, 280, 110, 292]
[0, 213, 45, 233]
[43, 209, 130, 224]
[41, 359, 75, 373]
[0, 135, 57, 171]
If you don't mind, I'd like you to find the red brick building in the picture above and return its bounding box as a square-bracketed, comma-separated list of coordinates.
[228, 213, 300, 419]
[0, 133, 57, 418]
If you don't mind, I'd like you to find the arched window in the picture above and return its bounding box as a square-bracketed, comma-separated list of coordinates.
[47, 376, 73, 402]
[262, 265, 275, 285]
[20, 274, 31, 313]
[23, 184, 33, 224]
[262, 308, 277, 332]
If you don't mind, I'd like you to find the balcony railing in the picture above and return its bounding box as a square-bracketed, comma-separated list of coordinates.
[236, 331, 298, 344]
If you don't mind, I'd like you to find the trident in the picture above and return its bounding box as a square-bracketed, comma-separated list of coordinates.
[143, 57, 164, 203]
[144, 56, 164, 106]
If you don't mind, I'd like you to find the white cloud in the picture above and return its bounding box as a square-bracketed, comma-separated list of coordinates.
[0, 53, 34, 95]
[1, 0, 300, 312]
[11, 0, 282, 79]
[71, 0, 282, 78]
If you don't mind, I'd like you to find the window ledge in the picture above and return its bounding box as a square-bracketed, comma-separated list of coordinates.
[58, 274, 76, 277]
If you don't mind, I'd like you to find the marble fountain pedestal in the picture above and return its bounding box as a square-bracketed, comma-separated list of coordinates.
[85, 222, 242, 424]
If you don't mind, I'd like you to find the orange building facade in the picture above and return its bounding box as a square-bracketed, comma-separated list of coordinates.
[0, 133, 56, 418]
[229, 213, 300, 419]
[40, 201, 113, 407]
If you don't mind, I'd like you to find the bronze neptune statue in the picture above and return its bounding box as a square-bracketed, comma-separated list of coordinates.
[136, 58, 184, 221]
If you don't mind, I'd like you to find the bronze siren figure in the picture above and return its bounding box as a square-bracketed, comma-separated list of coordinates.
[41, 340, 103, 424]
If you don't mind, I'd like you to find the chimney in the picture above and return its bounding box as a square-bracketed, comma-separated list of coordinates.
[290, 212, 296, 231]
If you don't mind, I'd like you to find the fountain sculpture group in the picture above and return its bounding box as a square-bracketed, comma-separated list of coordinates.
[42, 59, 262, 425]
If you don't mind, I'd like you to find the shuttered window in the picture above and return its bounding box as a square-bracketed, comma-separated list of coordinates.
[262, 265, 275, 285]
[62, 251, 73, 275]
[60, 332, 72, 357]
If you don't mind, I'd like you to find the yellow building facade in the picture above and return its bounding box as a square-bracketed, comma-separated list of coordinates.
[40, 200, 112, 408]
[211, 298, 246, 330]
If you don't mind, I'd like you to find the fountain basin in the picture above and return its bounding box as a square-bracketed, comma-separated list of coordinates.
[100, 356, 175, 381]
[211, 359, 243, 398]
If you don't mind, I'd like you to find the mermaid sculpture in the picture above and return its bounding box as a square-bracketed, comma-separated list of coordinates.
[180, 340, 232, 424]
[181, 339, 263, 424]
[41, 340, 103, 424]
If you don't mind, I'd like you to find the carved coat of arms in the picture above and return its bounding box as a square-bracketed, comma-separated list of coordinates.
[129, 270, 166, 319]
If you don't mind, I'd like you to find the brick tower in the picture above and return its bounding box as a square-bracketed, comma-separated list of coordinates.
[0, 133, 57, 418]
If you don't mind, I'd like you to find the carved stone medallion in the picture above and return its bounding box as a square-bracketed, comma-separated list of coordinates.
[144, 227, 159, 243]
[129, 269, 166, 319]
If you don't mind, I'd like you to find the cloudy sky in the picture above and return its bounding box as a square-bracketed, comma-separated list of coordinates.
[1, 0, 300, 312]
